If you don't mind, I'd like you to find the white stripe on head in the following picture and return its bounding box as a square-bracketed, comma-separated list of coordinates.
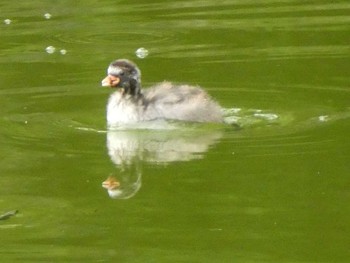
[108, 66, 123, 76]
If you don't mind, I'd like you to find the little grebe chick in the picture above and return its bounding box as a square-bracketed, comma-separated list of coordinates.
[101, 59, 223, 126]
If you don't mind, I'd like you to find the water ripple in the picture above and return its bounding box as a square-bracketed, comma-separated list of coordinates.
[49, 30, 172, 46]
[158, 2, 350, 31]
[155, 44, 350, 60]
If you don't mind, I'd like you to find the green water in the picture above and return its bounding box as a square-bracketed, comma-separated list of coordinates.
[1, 1, 349, 262]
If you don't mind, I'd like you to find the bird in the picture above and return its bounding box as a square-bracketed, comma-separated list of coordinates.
[101, 59, 223, 126]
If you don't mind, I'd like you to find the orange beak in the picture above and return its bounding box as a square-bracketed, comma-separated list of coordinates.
[101, 75, 120, 87]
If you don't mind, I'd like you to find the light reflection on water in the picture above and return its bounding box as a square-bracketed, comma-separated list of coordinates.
[1, 0, 350, 262]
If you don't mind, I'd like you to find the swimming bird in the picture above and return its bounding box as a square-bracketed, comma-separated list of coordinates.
[101, 59, 223, 126]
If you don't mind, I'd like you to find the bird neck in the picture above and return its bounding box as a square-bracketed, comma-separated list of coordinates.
[121, 79, 141, 96]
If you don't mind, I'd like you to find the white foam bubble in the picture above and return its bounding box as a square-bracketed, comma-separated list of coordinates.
[318, 115, 329, 122]
[4, 19, 12, 25]
[135, 47, 149, 59]
[45, 46, 56, 54]
[44, 13, 52, 19]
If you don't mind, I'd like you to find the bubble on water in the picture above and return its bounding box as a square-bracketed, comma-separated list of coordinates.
[135, 47, 149, 59]
[318, 115, 329, 122]
[60, 49, 67, 55]
[44, 13, 52, 19]
[4, 19, 12, 25]
[45, 46, 56, 54]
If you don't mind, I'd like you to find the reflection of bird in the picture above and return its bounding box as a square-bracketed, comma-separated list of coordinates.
[104, 129, 222, 199]
[101, 59, 223, 126]
[102, 172, 141, 200]
[102, 176, 120, 190]
[107, 129, 222, 165]
[102, 176, 123, 199]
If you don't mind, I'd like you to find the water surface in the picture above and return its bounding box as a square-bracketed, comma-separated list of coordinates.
[1, 0, 349, 262]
